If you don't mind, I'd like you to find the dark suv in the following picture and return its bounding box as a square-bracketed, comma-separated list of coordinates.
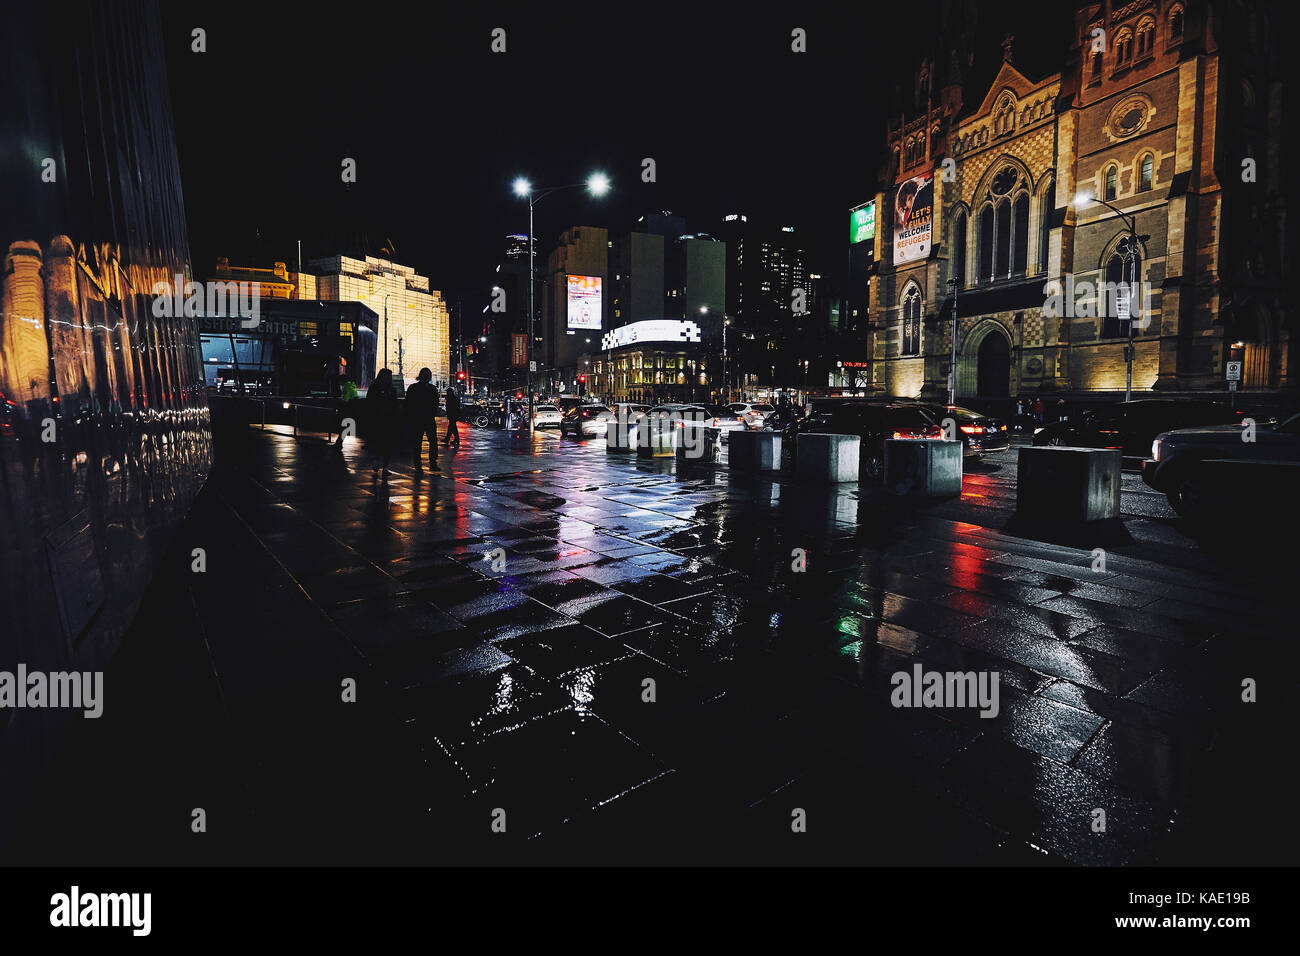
[920, 404, 1010, 458]
[804, 403, 943, 478]
[1032, 399, 1244, 458]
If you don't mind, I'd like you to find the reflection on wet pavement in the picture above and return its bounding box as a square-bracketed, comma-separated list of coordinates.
[16, 424, 1297, 865]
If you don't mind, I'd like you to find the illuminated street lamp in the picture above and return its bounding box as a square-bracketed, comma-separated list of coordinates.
[513, 172, 611, 429]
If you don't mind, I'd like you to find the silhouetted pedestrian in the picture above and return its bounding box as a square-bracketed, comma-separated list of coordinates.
[363, 368, 400, 480]
[405, 367, 440, 474]
[443, 387, 461, 446]
[334, 376, 358, 448]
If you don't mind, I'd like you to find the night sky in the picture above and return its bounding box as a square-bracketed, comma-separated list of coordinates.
[162, 1, 1069, 314]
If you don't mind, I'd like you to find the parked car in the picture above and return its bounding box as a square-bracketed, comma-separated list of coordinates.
[729, 402, 776, 430]
[1142, 410, 1300, 516]
[1032, 399, 1244, 457]
[609, 403, 650, 423]
[804, 403, 944, 478]
[921, 404, 1010, 458]
[560, 404, 616, 438]
[532, 404, 563, 428]
[702, 404, 747, 442]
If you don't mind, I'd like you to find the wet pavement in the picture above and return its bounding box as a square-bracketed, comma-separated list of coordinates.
[16, 421, 1296, 865]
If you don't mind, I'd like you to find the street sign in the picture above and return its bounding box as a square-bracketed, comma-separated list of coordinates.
[1226, 361, 1242, 382]
[529, 360, 537, 372]
[1116, 285, 1131, 322]
[1228, 380, 1238, 392]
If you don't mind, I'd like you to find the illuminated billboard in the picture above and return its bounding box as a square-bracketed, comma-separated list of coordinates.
[892, 173, 933, 265]
[600, 319, 701, 351]
[566, 275, 602, 330]
[849, 201, 876, 245]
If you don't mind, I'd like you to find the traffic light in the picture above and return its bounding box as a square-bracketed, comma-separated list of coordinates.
[578, 373, 586, 395]
[456, 370, 466, 382]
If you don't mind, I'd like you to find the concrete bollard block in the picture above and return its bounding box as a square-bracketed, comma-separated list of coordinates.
[884, 439, 963, 496]
[728, 430, 783, 472]
[796, 433, 860, 483]
[1017, 446, 1121, 522]
[676, 427, 720, 465]
[637, 412, 678, 458]
[606, 419, 637, 453]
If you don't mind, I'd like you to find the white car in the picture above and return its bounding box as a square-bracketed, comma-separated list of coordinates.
[646, 404, 745, 444]
[532, 404, 563, 428]
[560, 404, 616, 438]
[730, 402, 776, 430]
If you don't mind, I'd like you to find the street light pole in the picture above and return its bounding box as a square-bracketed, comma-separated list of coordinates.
[515, 172, 610, 431]
[1074, 193, 1144, 403]
[723, 319, 729, 402]
[947, 277, 958, 406]
[383, 293, 391, 369]
[528, 198, 535, 430]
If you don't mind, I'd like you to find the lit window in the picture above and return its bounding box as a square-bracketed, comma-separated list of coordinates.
[1139, 155, 1153, 191]
[1104, 166, 1118, 201]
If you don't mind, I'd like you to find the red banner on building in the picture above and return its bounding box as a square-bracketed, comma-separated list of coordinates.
[511, 333, 527, 368]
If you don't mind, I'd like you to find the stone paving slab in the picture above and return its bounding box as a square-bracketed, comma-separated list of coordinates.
[11, 423, 1295, 865]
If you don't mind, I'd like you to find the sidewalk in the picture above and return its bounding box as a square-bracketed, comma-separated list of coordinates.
[14, 423, 1295, 864]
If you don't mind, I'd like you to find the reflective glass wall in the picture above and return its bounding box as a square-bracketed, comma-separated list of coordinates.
[0, 1, 211, 787]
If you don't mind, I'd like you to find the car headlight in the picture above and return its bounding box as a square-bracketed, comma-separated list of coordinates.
[1033, 427, 1044, 435]
[1151, 438, 1161, 462]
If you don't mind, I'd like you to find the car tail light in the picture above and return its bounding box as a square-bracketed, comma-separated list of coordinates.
[959, 425, 984, 434]
[1151, 438, 1161, 461]
[712, 418, 720, 426]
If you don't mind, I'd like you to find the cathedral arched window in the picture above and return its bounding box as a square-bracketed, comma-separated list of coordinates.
[1139, 154, 1154, 191]
[1104, 165, 1118, 201]
[1115, 29, 1133, 65]
[900, 285, 923, 356]
[1039, 179, 1055, 274]
[1169, 6, 1184, 41]
[1012, 194, 1030, 276]
[952, 210, 967, 285]
[1136, 18, 1155, 57]
[977, 206, 994, 282]
[994, 95, 1016, 137]
[1102, 249, 1142, 339]
[995, 200, 1012, 276]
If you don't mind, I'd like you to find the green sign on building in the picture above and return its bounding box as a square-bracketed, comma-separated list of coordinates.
[849, 201, 876, 245]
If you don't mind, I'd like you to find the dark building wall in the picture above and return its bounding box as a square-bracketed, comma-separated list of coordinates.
[0, 0, 210, 810]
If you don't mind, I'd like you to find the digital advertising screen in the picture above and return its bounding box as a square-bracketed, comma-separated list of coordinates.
[849, 201, 876, 245]
[566, 275, 602, 330]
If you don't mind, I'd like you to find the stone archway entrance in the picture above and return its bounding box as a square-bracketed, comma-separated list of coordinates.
[956, 320, 1012, 399]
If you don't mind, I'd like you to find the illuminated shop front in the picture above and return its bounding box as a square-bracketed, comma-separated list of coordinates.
[581, 319, 717, 404]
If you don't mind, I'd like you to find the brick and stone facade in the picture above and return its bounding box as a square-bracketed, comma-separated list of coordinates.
[869, 0, 1293, 407]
